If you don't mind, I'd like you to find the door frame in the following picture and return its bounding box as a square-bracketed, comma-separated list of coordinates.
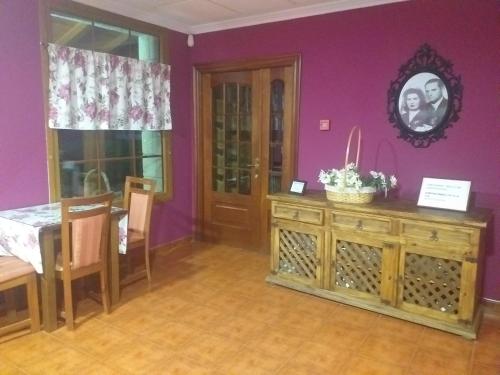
[193, 54, 301, 249]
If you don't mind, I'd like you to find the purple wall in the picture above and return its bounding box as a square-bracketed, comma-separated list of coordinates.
[0, 0, 193, 245]
[150, 30, 193, 245]
[0, 0, 48, 209]
[191, 0, 500, 299]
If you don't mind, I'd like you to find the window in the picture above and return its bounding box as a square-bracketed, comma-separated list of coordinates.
[45, 8, 172, 201]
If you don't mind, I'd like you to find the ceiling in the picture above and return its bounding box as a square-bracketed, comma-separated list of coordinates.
[73, 0, 407, 34]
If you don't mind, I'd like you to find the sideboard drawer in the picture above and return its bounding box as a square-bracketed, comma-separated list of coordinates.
[400, 220, 474, 247]
[272, 203, 324, 225]
[330, 211, 392, 234]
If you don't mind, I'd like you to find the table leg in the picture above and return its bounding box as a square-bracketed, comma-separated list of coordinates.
[40, 231, 58, 332]
[110, 216, 120, 305]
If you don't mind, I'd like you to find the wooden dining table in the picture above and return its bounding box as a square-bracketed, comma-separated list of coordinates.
[0, 203, 127, 331]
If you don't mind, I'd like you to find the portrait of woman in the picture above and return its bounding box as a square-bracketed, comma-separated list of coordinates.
[399, 87, 433, 132]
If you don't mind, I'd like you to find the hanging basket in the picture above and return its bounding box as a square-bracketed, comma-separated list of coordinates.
[325, 126, 376, 204]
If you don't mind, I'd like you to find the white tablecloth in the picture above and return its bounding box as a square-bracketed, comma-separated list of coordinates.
[0, 203, 127, 273]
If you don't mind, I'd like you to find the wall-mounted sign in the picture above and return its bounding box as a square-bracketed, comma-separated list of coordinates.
[417, 178, 471, 212]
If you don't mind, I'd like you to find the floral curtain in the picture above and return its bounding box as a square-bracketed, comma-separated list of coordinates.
[47, 43, 172, 130]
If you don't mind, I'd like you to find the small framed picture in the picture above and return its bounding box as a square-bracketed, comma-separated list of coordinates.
[289, 179, 307, 195]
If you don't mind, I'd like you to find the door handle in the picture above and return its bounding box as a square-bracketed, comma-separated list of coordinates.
[247, 157, 260, 169]
[247, 158, 260, 178]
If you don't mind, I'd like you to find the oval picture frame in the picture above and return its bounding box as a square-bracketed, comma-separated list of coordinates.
[388, 44, 463, 148]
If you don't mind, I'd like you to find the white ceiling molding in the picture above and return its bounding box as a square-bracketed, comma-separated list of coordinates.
[73, 0, 409, 35]
[190, 0, 408, 34]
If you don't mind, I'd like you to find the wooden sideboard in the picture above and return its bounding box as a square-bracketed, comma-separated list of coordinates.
[266, 192, 492, 339]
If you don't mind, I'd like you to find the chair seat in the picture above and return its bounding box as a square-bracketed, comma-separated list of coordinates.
[0, 257, 35, 283]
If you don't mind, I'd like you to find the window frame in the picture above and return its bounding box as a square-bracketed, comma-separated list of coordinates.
[40, 0, 172, 203]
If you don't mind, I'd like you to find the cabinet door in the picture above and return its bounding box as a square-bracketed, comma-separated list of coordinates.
[328, 231, 399, 305]
[271, 220, 324, 288]
[397, 245, 476, 324]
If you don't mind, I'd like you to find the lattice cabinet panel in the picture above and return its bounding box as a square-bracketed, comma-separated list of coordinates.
[334, 240, 382, 296]
[402, 252, 462, 315]
[278, 228, 319, 280]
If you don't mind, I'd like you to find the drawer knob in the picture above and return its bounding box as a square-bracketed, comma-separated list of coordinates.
[356, 220, 363, 230]
[430, 230, 439, 241]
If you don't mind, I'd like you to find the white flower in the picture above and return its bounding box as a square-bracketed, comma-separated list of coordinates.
[390, 175, 397, 187]
[319, 165, 397, 194]
[318, 170, 331, 184]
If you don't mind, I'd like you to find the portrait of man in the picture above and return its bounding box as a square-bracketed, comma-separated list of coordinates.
[425, 78, 448, 127]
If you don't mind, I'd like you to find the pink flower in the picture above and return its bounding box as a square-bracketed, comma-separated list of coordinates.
[144, 111, 154, 124]
[73, 51, 86, 69]
[84, 102, 97, 119]
[121, 61, 131, 76]
[56, 46, 70, 62]
[128, 105, 143, 121]
[97, 109, 109, 122]
[48, 106, 58, 121]
[57, 84, 71, 101]
[151, 63, 162, 77]
[110, 55, 120, 71]
[109, 89, 120, 106]
[162, 67, 170, 80]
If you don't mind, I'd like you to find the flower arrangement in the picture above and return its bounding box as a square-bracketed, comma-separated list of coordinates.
[318, 163, 397, 198]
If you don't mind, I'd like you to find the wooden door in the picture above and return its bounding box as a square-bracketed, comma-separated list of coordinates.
[201, 70, 262, 248]
[196, 56, 299, 251]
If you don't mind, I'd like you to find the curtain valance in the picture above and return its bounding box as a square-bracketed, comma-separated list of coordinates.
[47, 43, 172, 131]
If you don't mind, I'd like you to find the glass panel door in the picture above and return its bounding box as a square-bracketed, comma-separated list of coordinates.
[269, 79, 284, 193]
[212, 82, 252, 195]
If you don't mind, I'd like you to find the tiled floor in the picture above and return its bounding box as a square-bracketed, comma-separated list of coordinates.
[1, 242, 499, 374]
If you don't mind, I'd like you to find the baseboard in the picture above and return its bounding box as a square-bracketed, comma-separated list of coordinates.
[152, 236, 193, 254]
[482, 297, 500, 319]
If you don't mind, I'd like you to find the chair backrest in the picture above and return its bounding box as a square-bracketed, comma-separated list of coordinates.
[61, 192, 113, 270]
[123, 176, 155, 236]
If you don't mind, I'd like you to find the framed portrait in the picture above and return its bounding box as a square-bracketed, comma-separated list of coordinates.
[388, 44, 463, 148]
[289, 179, 307, 195]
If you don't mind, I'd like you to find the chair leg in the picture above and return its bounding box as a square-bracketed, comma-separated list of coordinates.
[26, 274, 40, 332]
[63, 277, 74, 330]
[99, 270, 110, 314]
[144, 244, 152, 291]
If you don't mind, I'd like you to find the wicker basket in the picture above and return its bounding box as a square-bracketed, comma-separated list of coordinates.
[325, 126, 375, 204]
[325, 186, 375, 204]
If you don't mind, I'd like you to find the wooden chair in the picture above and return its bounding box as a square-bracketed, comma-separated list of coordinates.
[121, 176, 156, 291]
[56, 192, 113, 330]
[0, 257, 40, 337]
